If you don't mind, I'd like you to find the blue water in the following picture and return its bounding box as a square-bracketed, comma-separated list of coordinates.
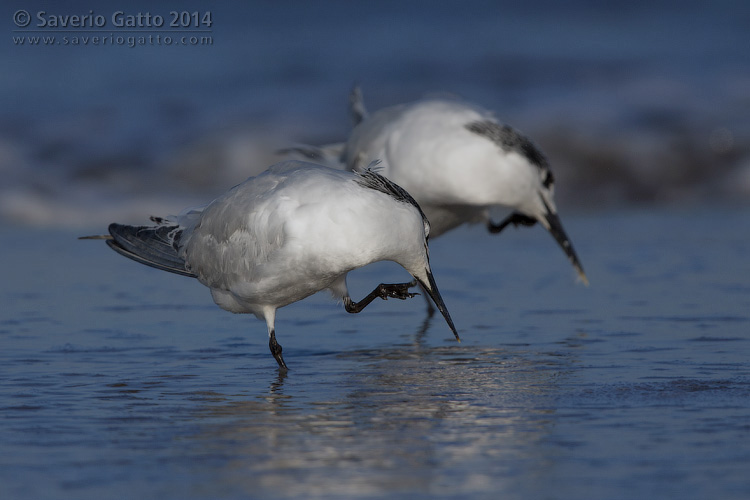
[2, 206, 749, 499]
[3, 2, 750, 497]
[2, 1, 749, 226]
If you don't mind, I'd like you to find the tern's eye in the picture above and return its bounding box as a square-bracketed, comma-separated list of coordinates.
[542, 170, 554, 189]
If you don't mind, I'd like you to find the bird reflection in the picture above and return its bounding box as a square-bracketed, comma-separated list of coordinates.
[396, 310, 434, 349]
[269, 369, 287, 394]
[184, 319, 576, 498]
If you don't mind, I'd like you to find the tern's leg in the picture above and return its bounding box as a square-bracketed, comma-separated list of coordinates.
[269, 328, 288, 370]
[263, 307, 288, 370]
[343, 282, 419, 314]
[488, 212, 537, 234]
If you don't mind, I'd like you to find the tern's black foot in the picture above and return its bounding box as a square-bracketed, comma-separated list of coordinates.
[344, 281, 420, 314]
[269, 330, 288, 370]
[488, 212, 537, 234]
[377, 282, 419, 301]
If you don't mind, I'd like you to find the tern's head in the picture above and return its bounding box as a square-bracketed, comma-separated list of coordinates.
[515, 162, 588, 285]
[465, 120, 588, 284]
[533, 195, 588, 286]
[513, 162, 588, 285]
[354, 168, 460, 341]
[409, 262, 461, 342]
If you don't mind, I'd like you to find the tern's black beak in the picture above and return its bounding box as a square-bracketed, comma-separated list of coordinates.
[542, 210, 588, 285]
[417, 269, 461, 342]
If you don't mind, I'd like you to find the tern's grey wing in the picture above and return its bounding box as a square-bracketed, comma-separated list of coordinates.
[179, 167, 299, 289]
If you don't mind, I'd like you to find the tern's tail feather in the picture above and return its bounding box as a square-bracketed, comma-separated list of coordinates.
[106, 223, 197, 278]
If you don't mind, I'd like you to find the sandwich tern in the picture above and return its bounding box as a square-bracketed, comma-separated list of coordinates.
[285, 89, 587, 286]
[82, 161, 459, 369]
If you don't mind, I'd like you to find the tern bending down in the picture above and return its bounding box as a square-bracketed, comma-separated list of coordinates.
[83, 161, 459, 370]
[285, 89, 587, 286]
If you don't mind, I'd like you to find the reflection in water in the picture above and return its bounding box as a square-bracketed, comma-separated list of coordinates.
[189, 333, 574, 498]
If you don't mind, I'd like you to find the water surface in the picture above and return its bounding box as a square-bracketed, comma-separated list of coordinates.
[3, 1, 749, 226]
[2, 206, 749, 499]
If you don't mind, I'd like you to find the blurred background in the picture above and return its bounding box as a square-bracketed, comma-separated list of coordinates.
[3, 0, 749, 227]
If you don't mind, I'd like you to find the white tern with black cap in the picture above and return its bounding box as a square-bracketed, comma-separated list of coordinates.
[82, 161, 460, 370]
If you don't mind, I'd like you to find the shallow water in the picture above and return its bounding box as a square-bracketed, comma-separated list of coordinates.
[3, 1, 750, 226]
[2, 206, 750, 499]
